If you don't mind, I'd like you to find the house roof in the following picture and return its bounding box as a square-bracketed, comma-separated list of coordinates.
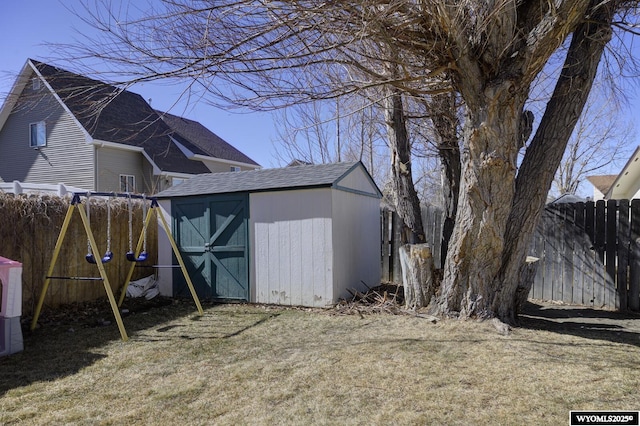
[1, 59, 258, 176]
[586, 174, 617, 195]
[158, 112, 259, 166]
[155, 161, 381, 198]
[31, 60, 212, 175]
[604, 145, 640, 199]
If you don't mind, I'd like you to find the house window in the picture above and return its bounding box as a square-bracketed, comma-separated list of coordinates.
[120, 174, 136, 192]
[230, 166, 241, 172]
[29, 121, 46, 148]
[32, 78, 40, 91]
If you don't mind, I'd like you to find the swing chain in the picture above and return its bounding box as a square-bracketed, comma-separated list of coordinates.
[86, 192, 92, 256]
[106, 197, 112, 253]
[142, 194, 147, 253]
[128, 194, 134, 253]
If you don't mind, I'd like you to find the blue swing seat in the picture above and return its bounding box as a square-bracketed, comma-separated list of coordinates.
[126, 251, 148, 263]
[86, 251, 114, 264]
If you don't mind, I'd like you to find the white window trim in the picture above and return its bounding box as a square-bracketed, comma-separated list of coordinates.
[230, 166, 241, 172]
[32, 78, 40, 91]
[29, 121, 46, 148]
[119, 174, 136, 192]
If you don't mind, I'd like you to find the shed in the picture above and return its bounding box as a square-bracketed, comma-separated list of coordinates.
[154, 161, 382, 307]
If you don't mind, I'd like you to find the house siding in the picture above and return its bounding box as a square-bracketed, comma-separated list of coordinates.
[95, 145, 151, 193]
[0, 81, 94, 189]
[200, 158, 257, 173]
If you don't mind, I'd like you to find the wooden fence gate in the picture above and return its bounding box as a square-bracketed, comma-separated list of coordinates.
[381, 200, 640, 312]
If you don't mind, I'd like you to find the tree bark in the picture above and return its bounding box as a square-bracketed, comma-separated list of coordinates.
[430, 92, 461, 268]
[491, 2, 615, 324]
[435, 81, 526, 318]
[399, 244, 436, 310]
[514, 256, 539, 315]
[385, 85, 425, 244]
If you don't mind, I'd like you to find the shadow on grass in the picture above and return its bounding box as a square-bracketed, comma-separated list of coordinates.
[519, 301, 640, 348]
[0, 297, 206, 397]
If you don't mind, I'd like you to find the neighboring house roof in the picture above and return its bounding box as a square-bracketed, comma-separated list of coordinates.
[287, 159, 313, 167]
[155, 161, 381, 198]
[158, 112, 259, 167]
[586, 175, 617, 196]
[0, 59, 259, 177]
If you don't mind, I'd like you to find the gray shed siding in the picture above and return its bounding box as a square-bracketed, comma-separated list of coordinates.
[250, 189, 334, 306]
[0, 81, 94, 188]
[331, 188, 381, 299]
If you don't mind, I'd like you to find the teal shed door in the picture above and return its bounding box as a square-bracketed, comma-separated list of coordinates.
[172, 194, 249, 301]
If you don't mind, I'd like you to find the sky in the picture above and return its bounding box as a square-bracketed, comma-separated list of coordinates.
[1, 1, 639, 195]
[0, 1, 281, 168]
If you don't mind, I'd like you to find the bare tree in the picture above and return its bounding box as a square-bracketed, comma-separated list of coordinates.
[552, 85, 633, 196]
[60, 0, 639, 324]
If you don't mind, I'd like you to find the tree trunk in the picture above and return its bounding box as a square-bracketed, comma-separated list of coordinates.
[435, 81, 525, 318]
[491, 3, 615, 324]
[430, 92, 461, 268]
[514, 256, 539, 315]
[385, 85, 425, 244]
[399, 244, 436, 310]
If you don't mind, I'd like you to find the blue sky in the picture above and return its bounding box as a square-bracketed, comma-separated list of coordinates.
[1, 1, 639, 187]
[0, 1, 280, 168]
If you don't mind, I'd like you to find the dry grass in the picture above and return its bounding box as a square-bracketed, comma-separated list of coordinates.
[1, 298, 640, 425]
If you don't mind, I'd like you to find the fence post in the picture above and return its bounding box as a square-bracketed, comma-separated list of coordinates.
[629, 200, 640, 311]
[380, 209, 391, 281]
[391, 211, 403, 283]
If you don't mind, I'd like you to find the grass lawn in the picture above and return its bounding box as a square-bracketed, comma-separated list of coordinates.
[1, 298, 639, 425]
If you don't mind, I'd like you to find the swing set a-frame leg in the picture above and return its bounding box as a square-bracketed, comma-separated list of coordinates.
[117, 206, 203, 316]
[30, 202, 129, 341]
[77, 205, 129, 341]
[30, 203, 75, 332]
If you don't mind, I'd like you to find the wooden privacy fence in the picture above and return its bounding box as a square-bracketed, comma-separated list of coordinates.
[0, 193, 157, 315]
[381, 200, 640, 312]
[381, 205, 445, 282]
[530, 200, 640, 311]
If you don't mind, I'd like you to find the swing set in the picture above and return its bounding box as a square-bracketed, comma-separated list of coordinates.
[30, 192, 203, 341]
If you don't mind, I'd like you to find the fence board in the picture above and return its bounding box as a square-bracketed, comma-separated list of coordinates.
[391, 211, 402, 283]
[617, 200, 630, 311]
[629, 200, 640, 311]
[584, 201, 596, 306]
[572, 203, 585, 305]
[562, 204, 574, 304]
[605, 200, 618, 309]
[593, 201, 607, 307]
[542, 209, 557, 301]
[381, 210, 391, 281]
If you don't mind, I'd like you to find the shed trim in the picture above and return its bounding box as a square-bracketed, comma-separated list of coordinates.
[333, 184, 381, 199]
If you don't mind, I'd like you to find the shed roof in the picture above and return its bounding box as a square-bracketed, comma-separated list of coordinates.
[155, 161, 381, 198]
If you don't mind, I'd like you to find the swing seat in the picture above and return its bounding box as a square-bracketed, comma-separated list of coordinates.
[126, 251, 148, 263]
[86, 251, 114, 264]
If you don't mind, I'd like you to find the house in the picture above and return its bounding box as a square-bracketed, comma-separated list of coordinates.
[153, 161, 382, 308]
[587, 146, 640, 200]
[0, 59, 260, 194]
